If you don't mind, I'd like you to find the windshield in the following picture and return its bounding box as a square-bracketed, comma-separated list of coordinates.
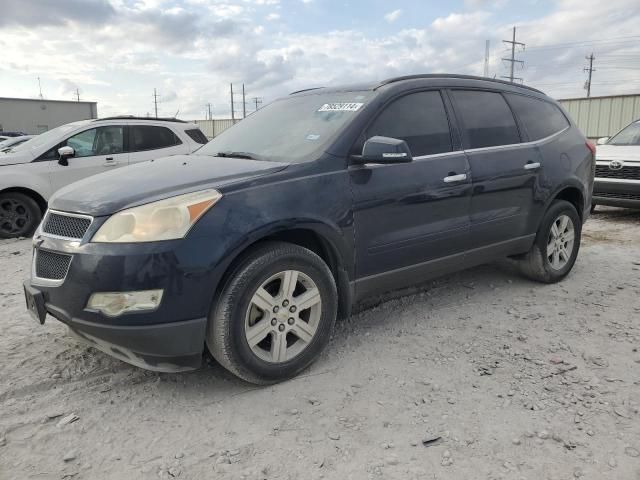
[197, 91, 374, 162]
[10, 122, 85, 153]
[608, 120, 640, 146]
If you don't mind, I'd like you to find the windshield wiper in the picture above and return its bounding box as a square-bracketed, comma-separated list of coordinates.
[212, 151, 262, 160]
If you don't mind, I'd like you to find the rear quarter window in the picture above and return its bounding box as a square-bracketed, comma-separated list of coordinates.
[506, 94, 569, 141]
[130, 125, 182, 152]
[185, 128, 208, 144]
[451, 90, 521, 149]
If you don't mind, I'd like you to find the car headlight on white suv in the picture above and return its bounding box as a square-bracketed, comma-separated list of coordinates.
[92, 189, 222, 243]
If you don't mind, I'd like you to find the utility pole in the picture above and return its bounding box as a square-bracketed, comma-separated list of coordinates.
[242, 84, 246, 119]
[230, 83, 235, 121]
[251, 97, 263, 112]
[584, 53, 595, 98]
[483, 40, 490, 77]
[501, 26, 525, 83]
[75, 88, 81, 102]
[206, 103, 213, 120]
[37, 77, 43, 99]
[153, 88, 159, 118]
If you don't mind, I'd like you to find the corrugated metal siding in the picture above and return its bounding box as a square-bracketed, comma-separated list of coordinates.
[559, 94, 640, 139]
[193, 119, 239, 139]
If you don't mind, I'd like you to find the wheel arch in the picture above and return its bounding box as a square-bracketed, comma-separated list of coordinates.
[0, 186, 48, 214]
[548, 184, 586, 221]
[211, 222, 353, 322]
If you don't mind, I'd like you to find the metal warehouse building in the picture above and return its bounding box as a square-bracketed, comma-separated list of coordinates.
[0, 97, 98, 135]
[558, 94, 640, 140]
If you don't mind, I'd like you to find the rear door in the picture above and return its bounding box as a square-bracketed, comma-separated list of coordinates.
[48, 125, 128, 192]
[128, 125, 189, 164]
[350, 90, 472, 296]
[449, 89, 539, 247]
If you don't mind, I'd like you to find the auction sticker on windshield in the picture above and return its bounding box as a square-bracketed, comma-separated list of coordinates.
[318, 103, 363, 112]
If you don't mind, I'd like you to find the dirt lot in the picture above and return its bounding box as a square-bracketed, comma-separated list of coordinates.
[1, 207, 639, 480]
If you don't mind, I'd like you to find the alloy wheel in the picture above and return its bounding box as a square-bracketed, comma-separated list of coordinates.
[546, 214, 575, 270]
[0, 198, 31, 236]
[244, 270, 322, 363]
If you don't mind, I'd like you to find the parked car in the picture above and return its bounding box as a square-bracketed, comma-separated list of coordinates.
[0, 135, 9, 143]
[592, 119, 640, 210]
[23, 74, 594, 384]
[0, 131, 28, 137]
[0, 135, 34, 153]
[0, 117, 208, 238]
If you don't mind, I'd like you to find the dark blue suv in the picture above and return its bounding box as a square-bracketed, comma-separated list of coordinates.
[24, 75, 595, 384]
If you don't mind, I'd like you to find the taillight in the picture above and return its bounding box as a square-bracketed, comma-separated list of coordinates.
[586, 140, 596, 156]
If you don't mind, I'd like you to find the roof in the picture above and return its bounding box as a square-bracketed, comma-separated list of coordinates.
[95, 116, 187, 123]
[0, 97, 97, 105]
[289, 74, 545, 96]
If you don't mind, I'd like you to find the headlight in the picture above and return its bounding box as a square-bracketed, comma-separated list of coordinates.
[92, 189, 222, 243]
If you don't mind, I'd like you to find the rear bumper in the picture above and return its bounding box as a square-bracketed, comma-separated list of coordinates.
[593, 179, 640, 208]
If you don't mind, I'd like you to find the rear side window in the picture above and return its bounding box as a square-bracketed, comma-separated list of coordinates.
[451, 90, 520, 149]
[506, 94, 569, 141]
[130, 125, 182, 152]
[185, 128, 208, 144]
[366, 91, 452, 157]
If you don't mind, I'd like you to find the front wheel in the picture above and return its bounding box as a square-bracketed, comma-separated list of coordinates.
[0, 192, 42, 239]
[207, 241, 338, 384]
[516, 200, 582, 283]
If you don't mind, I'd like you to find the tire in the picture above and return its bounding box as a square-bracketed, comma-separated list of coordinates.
[516, 200, 582, 283]
[0, 192, 42, 239]
[207, 241, 338, 384]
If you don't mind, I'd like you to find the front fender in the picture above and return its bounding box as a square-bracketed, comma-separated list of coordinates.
[0, 165, 52, 200]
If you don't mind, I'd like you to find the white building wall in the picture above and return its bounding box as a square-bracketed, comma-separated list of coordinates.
[0, 98, 98, 135]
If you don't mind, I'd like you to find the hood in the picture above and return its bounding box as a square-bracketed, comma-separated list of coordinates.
[596, 144, 640, 161]
[0, 150, 35, 166]
[49, 154, 289, 216]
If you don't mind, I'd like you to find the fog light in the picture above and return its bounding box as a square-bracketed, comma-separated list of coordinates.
[87, 290, 163, 317]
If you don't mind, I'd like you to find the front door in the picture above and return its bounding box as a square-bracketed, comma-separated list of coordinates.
[49, 125, 129, 192]
[350, 90, 472, 298]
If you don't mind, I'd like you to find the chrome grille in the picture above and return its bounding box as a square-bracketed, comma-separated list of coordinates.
[35, 250, 72, 281]
[42, 212, 92, 240]
[595, 164, 640, 180]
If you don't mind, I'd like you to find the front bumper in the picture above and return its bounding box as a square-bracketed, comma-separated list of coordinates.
[593, 179, 640, 208]
[26, 230, 227, 372]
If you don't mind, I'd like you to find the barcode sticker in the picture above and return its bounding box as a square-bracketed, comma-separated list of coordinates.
[318, 103, 364, 112]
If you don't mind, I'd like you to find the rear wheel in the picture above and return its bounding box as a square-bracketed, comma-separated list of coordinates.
[516, 200, 582, 283]
[0, 192, 42, 239]
[207, 241, 338, 384]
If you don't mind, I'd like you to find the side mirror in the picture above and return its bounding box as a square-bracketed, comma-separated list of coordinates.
[596, 137, 609, 145]
[351, 136, 413, 165]
[57, 146, 75, 166]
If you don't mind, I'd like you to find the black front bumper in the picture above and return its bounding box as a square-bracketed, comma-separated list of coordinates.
[26, 232, 229, 372]
[593, 180, 640, 208]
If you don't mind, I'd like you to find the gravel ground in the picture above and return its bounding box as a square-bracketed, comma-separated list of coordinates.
[1, 207, 639, 480]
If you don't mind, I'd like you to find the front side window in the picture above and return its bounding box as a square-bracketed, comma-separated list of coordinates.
[365, 91, 452, 157]
[67, 126, 124, 157]
[452, 90, 520, 149]
[506, 94, 569, 141]
[608, 121, 640, 146]
[130, 125, 182, 152]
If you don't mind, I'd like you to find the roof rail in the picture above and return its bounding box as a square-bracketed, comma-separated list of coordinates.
[289, 87, 325, 95]
[94, 116, 188, 123]
[375, 74, 544, 94]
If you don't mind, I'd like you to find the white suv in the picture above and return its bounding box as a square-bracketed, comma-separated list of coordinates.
[0, 117, 208, 238]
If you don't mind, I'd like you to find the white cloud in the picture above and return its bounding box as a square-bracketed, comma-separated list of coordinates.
[384, 9, 403, 23]
[266, 12, 280, 21]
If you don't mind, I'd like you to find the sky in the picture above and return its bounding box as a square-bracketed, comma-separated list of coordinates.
[0, 0, 639, 119]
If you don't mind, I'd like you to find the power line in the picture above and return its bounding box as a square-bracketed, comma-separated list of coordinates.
[524, 35, 640, 52]
[501, 26, 525, 83]
[584, 53, 596, 97]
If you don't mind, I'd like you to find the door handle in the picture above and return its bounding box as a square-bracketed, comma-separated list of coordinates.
[443, 173, 467, 183]
[524, 162, 541, 170]
[104, 157, 116, 166]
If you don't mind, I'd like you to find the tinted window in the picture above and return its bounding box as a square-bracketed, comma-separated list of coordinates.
[452, 90, 520, 149]
[130, 125, 182, 152]
[185, 128, 208, 144]
[366, 91, 452, 157]
[506, 94, 569, 141]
